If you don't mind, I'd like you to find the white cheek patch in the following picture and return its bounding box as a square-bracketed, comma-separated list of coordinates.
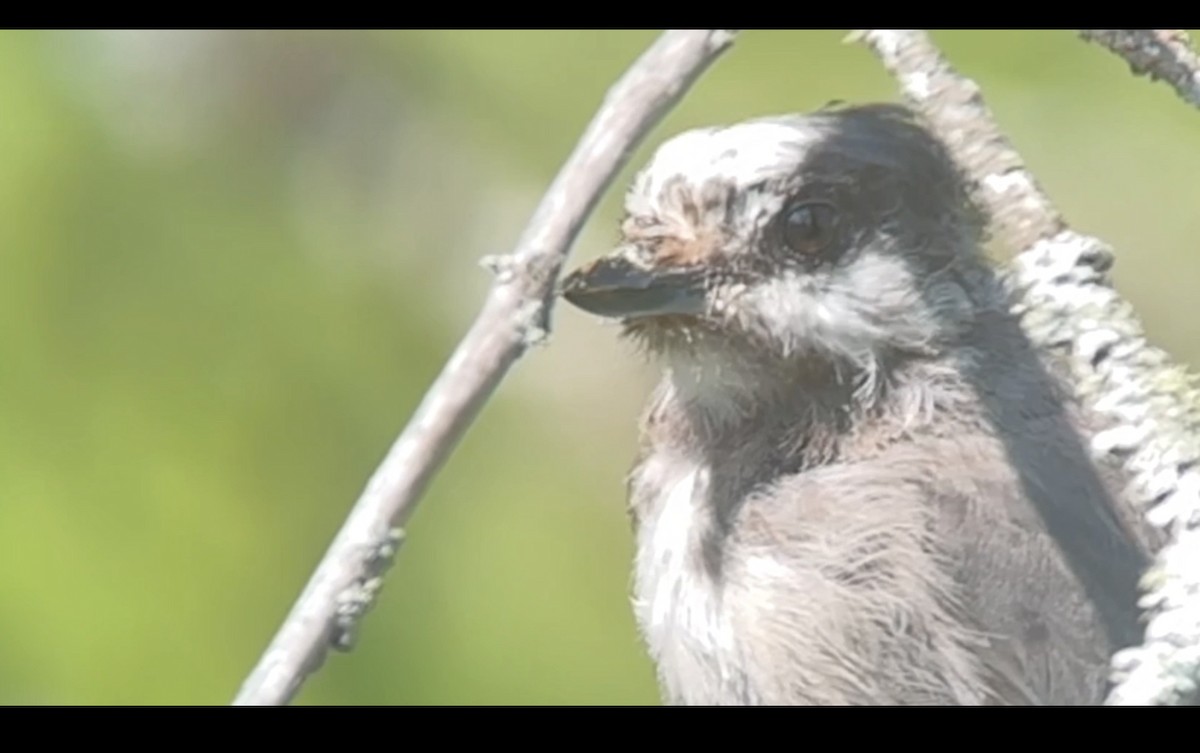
[735, 274, 846, 357]
[732, 253, 921, 364]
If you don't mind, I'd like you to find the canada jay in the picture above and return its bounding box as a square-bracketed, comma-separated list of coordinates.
[560, 104, 1155, 705]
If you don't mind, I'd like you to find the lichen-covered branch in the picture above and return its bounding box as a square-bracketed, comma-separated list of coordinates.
[857, 29, 1200, 706]
[1079, 30, 1200, 111]
[231, 29, 737, 706]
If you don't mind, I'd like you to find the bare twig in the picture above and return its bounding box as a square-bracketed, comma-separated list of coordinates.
[1080, 30, 1200, 110]
[232, 29, 737, 706]
[857, 29, 1200, 706]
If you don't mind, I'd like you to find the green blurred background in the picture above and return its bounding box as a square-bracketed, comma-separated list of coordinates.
[1, 30, 1197, 705]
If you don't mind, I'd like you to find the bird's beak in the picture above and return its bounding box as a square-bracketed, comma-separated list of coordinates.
[559, 252, 707, 320]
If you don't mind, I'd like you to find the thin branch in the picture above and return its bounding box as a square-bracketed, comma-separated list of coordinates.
[856, 29, 1200, 706]
[1080, 30, 1200, 111]
[232, 29, 737, 706]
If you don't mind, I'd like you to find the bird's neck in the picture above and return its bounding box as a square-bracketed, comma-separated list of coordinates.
[650, 345, 969, 469]
[669, 345, 859, 422]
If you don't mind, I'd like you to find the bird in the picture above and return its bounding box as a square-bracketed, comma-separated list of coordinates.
[559, 103, 1158, 705]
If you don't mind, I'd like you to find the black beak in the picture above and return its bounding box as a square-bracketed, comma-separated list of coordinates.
[559, 254, 706, 320]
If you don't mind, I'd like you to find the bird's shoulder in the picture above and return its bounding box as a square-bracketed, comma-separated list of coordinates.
[724, 431, 1115, 704]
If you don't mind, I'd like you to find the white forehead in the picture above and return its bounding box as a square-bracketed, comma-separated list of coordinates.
[627, 120, 811, 217]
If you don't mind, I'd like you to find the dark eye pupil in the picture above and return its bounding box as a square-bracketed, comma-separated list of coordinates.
[782, 202, 836, 256]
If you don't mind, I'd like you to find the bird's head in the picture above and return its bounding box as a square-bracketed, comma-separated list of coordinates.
[562, 104, 990, 401]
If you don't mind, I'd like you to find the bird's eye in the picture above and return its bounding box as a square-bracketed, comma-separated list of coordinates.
[782, 202, 838, 256]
